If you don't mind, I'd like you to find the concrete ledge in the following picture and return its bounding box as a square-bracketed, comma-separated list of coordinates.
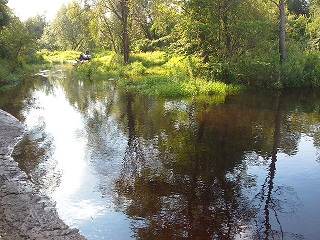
[0, 109, 86, 240]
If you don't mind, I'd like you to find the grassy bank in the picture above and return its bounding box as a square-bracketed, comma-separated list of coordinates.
[0, 53, 47, 92]
[44, 50, 242, 98]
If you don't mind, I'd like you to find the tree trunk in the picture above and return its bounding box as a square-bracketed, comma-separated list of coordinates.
[121, 0, 130, 64]
[279, 0, 286, 65]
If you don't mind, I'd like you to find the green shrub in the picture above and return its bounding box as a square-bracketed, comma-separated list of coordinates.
[73, 60, 103, 80]
[131, 51, 168, 67]
[283, 51, 320, 88]
[236, 60, 280, 88]
[303, 52, 320, 87]
[282, 56, 305, 87]
[134, 36, 171, 52]
[25, 52, 46, 65]
[0, 60, 21, 90]
[207, 62, 238, 84]
[42, 50, 80, 63]
[134, 39, 156, 52]
[129, 61, 146, 76]
[109, 53, 125, 66]
[164, 56, 190, 78]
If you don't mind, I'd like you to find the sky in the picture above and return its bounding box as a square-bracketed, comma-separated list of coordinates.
[7, 0, 73, 21]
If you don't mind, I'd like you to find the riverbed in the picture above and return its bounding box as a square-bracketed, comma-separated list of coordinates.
[1, 68, 320, 239]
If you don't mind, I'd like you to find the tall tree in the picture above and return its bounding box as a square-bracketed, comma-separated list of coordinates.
[94, 0, 130, 63]
[181, 0, 277, 63]
[121, 0, 129, 63]
[91, 3, 121, 51]
[41, 1, 93, 50]
[268, 0, 288, 66]
[25, 15, 47, 40]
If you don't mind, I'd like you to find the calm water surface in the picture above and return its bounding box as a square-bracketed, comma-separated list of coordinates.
[1, 68, 320, 240]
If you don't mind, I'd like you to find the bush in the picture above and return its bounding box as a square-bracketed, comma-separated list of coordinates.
[207, 62, 238, 84]
[0, 60, 20, 90]
[236, 60, 280, 88]
[25, 52, 46, 65]
[42, 50, 80, 64]
[134, 36, 171, 52]
[129, 61, 146, 76]
[283, 51, 320, 88]
[303, 52, 320, 87]
[131, 51, 168, 67]
[73, 60, 103, 80]
[164, 56, 189, 78]
[109, 53, 124, 66]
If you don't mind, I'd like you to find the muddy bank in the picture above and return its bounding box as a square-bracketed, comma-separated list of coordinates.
[0, 109, 86, 240]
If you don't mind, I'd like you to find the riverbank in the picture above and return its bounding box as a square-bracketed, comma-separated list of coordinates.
[0, 109, 86, 240]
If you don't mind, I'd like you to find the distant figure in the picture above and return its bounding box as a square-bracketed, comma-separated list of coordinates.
[79, 49, 91, 61]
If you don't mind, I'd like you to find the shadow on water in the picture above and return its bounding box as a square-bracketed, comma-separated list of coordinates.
[1, 68, 320, 239]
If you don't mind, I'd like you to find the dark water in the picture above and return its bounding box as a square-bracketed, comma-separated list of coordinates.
[1, 68, 320, 240]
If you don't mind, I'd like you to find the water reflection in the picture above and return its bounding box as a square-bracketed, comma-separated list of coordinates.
[1, 70, 320, 239]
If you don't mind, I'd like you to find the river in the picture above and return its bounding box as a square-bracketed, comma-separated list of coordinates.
[1, 67, 320, 239]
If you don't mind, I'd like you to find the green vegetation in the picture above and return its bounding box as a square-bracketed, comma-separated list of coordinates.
[2, 0, 320, 94]
[63, 50, 240, 97]
[0, 4, 47, 91]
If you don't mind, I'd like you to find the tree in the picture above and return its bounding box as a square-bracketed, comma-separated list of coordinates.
[287, 0, 309, 15]
[130, 0, 180, 41]
[0, 17, 36, 67]
[307, 0, 320, 50]
[121, 0, 129, 63]
[94, 0, 130, 63]
[0, 0, 11, 28]
[90, 3, 121, 51]
[181, 0, 277, 62]
[25, 15, 47, 40]
[41, 1, 93, 50]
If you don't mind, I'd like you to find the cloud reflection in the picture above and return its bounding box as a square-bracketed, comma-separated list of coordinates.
[27, 85, 109, 225]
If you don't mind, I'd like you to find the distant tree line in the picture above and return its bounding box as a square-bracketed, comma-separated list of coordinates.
[2, 0, 320, 87]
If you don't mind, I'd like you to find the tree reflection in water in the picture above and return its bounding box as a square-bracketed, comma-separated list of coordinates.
[249, 93, 303, 240]
[113, 91, 306, 239]
[3, 75, 319, 239]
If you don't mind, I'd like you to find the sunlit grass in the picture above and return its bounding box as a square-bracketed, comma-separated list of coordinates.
[41, 50, 80, 64]
[118, 75, 242, 98]
[43, 50, 242, 97]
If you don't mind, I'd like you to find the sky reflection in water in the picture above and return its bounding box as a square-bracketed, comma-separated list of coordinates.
[17, 81, 133, 239]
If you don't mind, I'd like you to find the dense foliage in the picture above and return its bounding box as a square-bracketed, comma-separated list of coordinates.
[2, 0, 320, 90]
[0, 1, 46, 89]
